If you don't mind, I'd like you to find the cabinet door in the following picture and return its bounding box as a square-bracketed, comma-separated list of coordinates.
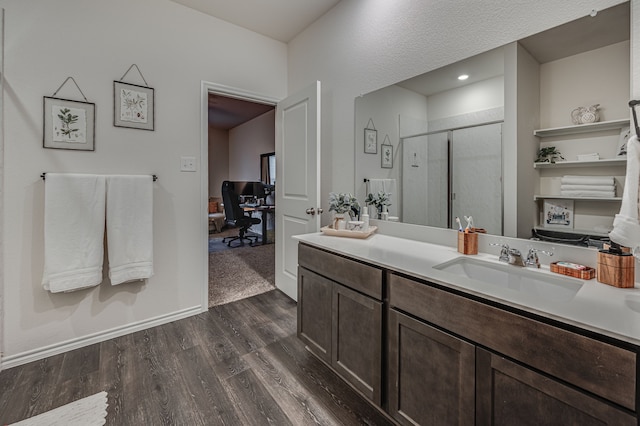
[388, 309, 475, 426]
[297, 267, 332, 363]
[332, 283, 382, 404]
[476, 348, 636, 426]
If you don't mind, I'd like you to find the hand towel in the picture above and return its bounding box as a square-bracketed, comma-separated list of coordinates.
[560, 175, 615, 186]
[106, 175, 154, 285]
[42, 174, 106, 293]
[610, 135, 640, 254]
[560, 184, 616, 192]
[560, 190, 616, 198]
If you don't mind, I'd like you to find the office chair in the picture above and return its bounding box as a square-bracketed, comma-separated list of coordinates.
[221, 181, 261, 247]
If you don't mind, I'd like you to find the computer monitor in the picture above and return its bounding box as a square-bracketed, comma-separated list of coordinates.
[232, 181, 266, 200]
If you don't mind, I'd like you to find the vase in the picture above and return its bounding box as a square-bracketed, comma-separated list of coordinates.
[333, 213, 347, 230]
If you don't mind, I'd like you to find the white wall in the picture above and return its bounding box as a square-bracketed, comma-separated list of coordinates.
[427, 76, 505, 121]
[0, 0, 287, 365]
[354, 84, 427, 218]
[540, 40, 630, 128]
[287, 0, 629, 226]
[229, 110, 275, 181]
[208, 126, 229, 199]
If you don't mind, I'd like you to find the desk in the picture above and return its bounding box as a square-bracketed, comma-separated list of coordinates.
[242, 205, 275, 245]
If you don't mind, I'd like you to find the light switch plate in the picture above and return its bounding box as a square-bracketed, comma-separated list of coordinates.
[180, 156, 197, 172]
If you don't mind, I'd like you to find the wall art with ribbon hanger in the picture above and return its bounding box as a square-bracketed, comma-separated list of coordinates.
[381, 134, 393, 169]
[43, 76, 96, 151]
[364, 118, 377, 154]
[114, 64, 155, 131]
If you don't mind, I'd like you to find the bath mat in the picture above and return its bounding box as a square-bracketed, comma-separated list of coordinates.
[10, 391, 108, 425]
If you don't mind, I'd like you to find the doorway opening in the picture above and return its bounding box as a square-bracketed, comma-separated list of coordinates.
[201, 82, 279, 309]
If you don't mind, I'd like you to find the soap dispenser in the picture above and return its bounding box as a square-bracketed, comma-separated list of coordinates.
[361, 209, 369, 230]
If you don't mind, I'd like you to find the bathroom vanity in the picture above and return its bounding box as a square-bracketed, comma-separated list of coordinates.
[295, 233, 640, 425]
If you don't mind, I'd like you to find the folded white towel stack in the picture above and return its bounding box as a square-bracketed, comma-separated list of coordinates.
[106, 175, 154, 285]
[42, 174, 107, 293]
[560, 175, 615, 186]
[560, 175, 615, 198]
[610, 135, 640, 253]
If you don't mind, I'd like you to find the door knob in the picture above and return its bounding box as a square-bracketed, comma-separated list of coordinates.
[317, 208, 323, 214]
[306, 207, 316, 215]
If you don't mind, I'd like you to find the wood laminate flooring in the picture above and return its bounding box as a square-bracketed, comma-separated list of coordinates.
[0, 290, 392, 425]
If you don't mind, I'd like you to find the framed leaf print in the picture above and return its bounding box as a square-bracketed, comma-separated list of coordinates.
[43, 96, 95, 151]
[364, 128, 377, 153]
[114, 81, 155, 130]
[381, 137, 393, 168]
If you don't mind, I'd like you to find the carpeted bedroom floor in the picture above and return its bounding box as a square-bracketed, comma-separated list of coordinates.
[208, 227, 276, 307]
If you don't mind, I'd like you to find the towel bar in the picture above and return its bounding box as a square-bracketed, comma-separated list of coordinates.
[41, 173, 158, 181]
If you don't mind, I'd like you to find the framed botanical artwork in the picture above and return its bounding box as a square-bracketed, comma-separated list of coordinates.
[114, 81, 155, 130]
[543, 199, 574, 229]
[381, 142, 393, 168]
[364, 127, 377, 153]
[43, 96, 95, 151]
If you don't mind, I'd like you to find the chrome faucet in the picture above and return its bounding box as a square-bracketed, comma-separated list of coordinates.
[525, 248, 553, 268]
[507, 248, 526, 267]
[490, 243, 510, 263]
[490, 243, 526, 266]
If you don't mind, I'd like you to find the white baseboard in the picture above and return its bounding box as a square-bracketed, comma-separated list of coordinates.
[1, 305, 204, 370]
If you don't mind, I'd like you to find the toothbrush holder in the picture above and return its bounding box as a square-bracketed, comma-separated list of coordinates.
[457, 231, 478, 255]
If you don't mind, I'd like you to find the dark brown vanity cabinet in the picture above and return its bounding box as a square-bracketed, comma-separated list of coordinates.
[476, 349, 635, 425]
[297, 243, 638, 424]
[388, 309, 475, 425]
[297, 244, 383, 404]
[389, 272, 637, 426]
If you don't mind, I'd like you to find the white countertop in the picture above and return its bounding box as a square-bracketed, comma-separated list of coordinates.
[294, 232, 640, 346]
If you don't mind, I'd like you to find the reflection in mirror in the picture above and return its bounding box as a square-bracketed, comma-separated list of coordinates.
[260, 152, 275, 186]
[355, 1, 630, 242]
[356, 46, 505, 234]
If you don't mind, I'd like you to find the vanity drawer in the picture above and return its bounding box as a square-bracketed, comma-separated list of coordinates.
[389, 273, 637, 411]
[298, 243, 382, 300]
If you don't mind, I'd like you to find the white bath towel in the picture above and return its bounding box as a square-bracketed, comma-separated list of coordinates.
[106, 175, 154, 285]
[560, 175, 615, 186]
[560, 190, 616, 198]
[610, 135, 640, 254]
[560, 184, 616, 192]
[42, 174, 106, 293]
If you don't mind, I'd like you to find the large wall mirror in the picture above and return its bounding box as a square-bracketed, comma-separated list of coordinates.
[355, 1, 630, 243]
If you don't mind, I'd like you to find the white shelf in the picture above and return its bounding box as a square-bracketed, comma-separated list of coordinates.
[534, 195, 622, 202]
[533, 226, 611, 238]
[533, 119, 630, 138]
[533, 158, 627, 169]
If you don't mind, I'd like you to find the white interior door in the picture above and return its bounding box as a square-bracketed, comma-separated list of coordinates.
[275, 81, 321, 300]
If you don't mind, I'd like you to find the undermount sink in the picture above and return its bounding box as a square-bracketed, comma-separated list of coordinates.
[433, 257, 583, 302]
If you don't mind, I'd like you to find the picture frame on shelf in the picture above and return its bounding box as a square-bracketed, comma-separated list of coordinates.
[543, 199, 574, 229]
[114, 81, 155, 131]
[364, 127, 377, 154]
[43, 96, 95, 151]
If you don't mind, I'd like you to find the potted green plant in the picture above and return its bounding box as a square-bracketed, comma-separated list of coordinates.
[365, 191, 391, 218]
[328, 192, 360, 229]
[536, 146, 565, 163]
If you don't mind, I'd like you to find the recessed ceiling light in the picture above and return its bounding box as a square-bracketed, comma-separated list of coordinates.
[458, 74, 469, 81]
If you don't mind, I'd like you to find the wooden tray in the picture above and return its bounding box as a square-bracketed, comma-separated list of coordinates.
[550, 262, 595, 280]
[320, 225, 377, 239]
